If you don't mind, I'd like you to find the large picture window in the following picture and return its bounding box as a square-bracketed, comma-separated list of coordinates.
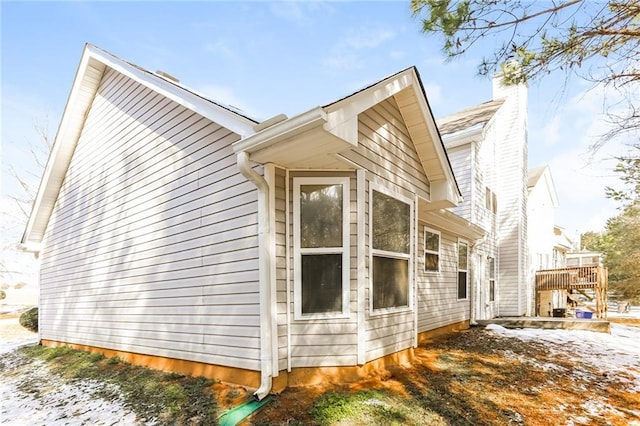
[371, 188, 412, 311]
[294, 177, 350, 318]
[457, 240, 469, 300]
[424, 227, 440, 272]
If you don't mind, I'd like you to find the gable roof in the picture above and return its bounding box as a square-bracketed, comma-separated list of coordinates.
[528, 165, 559, 207]
[527, 165, 547, 188]
[21, 44, 258, 249]
[233, 66, 462, 209]
[437, 98, 505, 135]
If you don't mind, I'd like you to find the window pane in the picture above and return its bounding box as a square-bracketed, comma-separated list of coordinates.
[372, 256, 408, 309]
[300, 184, 342, 248]
[489, 257, 495, 279]
[425, 231, 439, 252]
[372, 190, 410, 254]
[458, 242, 468, 270]
[457, 271, 467, 299]
[301, 254, 342, 314]
[489, 280, 495, 302]
[425, 253, 439, 272]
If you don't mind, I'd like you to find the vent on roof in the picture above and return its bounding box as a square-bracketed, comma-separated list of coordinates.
[155, 70, 179, 83]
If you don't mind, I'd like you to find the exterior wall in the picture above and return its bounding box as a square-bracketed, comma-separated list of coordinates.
[445, 139, 499, 319]
[446, 143, 473, 221]
[527, 177, 557, 314]
[491, 79, 529, 316]
[416, 224, 469, 331]
[352, 98, 423, 363]
[284, 171, 359, 368]
[39, 67, 262, 371]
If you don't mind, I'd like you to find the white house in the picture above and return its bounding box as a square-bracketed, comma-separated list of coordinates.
[437, 75, 529, 319]
[21, 44, 484, 397]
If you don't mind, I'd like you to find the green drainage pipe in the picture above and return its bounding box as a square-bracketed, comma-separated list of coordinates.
[218, 396, 272, 426]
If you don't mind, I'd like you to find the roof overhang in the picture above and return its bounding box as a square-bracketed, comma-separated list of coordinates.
[418, 199, 485, 240]
[232, 107, 356, 169]
[234, 66, 462, 208]
[21, 44, 258, 250]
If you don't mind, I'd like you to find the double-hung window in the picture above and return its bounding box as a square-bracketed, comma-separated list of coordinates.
[294, 177, 350, 318]
[488, 256, 496, 302]
[371, 188, 412, 311]
[424, 227, 440, 272]
[457, 240, 469, 300]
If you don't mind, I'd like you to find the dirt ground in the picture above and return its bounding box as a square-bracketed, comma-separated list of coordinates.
[3, 316, 638, 425]
[250, 327, 640, 425]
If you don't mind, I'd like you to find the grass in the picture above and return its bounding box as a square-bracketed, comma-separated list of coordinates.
[19, 345, 218, 425]
[309, 390, 447, 426]
[8, 328, 639, 425]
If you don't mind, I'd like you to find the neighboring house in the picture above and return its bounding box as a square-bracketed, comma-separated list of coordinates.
[21, 44, 484, 397]
[552, 226, 573, 269]
[567, 250, 604, 267]
[526, 166, 575, 315]
[437, 74, 529, 319]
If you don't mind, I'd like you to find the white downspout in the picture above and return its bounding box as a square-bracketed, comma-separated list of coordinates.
[237, 151, 272, 400]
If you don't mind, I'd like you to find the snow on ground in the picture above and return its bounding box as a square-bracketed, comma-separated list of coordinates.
[0, 324, 143, 425]
[486, 323, 640, 392]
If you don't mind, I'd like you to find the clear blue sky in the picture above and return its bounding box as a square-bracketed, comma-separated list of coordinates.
[0, 1, 627, 237]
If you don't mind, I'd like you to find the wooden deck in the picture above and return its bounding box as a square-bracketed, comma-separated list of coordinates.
[476, 317, 611, 333]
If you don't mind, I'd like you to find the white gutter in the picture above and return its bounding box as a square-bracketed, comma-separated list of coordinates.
[237, 151, 273, 400]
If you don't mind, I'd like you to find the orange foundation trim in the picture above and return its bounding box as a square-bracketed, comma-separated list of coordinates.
[278, 347, 415, 389]
[40, 339, 261, 389]
[40, 340, 426, 392]
[416, 320, 470, 345]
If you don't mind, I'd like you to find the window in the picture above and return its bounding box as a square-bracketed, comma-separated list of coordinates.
[485, 187, 497, 214]
[424, 228, 440, 272]
[457, 240, 468, 299]
[371, 188, 412, 311]
[488, 256, 496, 302]
[294, 177, 349, 318]
[485, 187, 492, 210]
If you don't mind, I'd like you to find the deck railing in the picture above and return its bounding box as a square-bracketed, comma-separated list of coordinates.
[535, 265, 608, 319]
[535, 265, 605, 291]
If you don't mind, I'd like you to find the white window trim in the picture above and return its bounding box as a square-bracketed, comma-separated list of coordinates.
[457, 238, 469, 300]
[423, 226, 440, 274]
[293, 176, 350, 320]
[369, 183, 414, 316]
[488, 256, 496, 302]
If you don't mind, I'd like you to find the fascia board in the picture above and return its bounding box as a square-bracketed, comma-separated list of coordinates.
[420, 205, 485, 240]
[232, 108, 327, 153]
[442, 124, 483, 149]
[22, 46, 100, 245]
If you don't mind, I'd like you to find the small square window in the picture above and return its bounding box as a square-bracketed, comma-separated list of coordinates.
[457, 240, 469, 300]
[424, 228, 440, 272]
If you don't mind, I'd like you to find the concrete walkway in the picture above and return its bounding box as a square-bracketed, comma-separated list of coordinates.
[476, 317, 611, 333]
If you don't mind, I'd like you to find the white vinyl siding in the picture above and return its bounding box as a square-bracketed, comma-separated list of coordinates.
[446, 144, 473, 221]
[274, 166, 288, 372]
[340, 97, 430, 200]
[39, 67, 261, 371]
[490, 83, 528, 316]
[416, 226, 469, 332]
[344, 100, 422, 363]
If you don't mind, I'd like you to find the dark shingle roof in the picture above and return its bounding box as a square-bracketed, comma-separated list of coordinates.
[437, 98, 505, 135]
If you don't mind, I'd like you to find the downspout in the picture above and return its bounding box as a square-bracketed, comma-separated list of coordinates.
[469, 236, 487, 325]
[237, 151, 272, 400]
